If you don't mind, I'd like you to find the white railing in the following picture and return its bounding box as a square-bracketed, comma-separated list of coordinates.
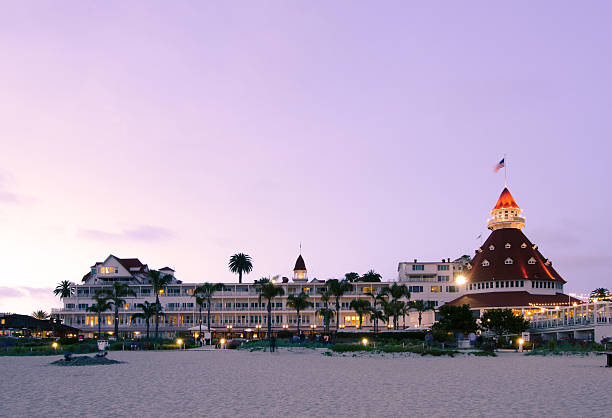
[529, 301, 611, 330]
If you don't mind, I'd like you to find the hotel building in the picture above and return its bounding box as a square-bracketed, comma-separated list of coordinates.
[445, 187, 581, 315]
[53, 255, 397, 338]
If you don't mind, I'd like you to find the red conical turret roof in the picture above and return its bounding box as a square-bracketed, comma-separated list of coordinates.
[493, 187, 520, 210]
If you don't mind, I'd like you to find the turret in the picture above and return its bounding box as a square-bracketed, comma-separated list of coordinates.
[293, 255, 308, 282]
[487, 187, 525, 231]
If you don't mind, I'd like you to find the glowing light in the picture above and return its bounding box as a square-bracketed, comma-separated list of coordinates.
[361, 338, 368, 346]
[176, 338, 183, 346]
[518, 338, 524, 345]
[220, 338, 226, 345]
[52, 342, 58, 350]
[455, 275, 467, 285]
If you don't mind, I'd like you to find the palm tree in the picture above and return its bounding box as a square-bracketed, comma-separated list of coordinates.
[102, 282, 136, 338]
[326, 279, 354, 331]
[365, 288, 387, 332]
[317, 288, 333, 333]
[131, 301, 160, 339]
[194, 283, 224, 334]
[149, 270, 173, 339]
[360, 270, 382, 282]
[349, 299, 371, 328]
[286, 292, 313, 336]
[381, 283, 410, 329]
[411, 300, 435, 328]
[255, 278, 285, 348]
[194, 295, 205, 343]
[229, 253, 253, 284]
[368, 308, 386, 332]
[590, 288, 610, 301]
[86, 292, 112, 339]
[53, 280, 73, 299]
[31, 310, 49, 320]
[344, 272, 360, 283]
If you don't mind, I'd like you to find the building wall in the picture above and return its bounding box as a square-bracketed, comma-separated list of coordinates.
[397, 259, 467, 308]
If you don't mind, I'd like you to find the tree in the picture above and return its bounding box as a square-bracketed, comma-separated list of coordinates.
[194, 295, 206, 344]
[368, 308, 385, 332]
[411, 300, 435, 328]
[31, 310, 49, 320]
[381, 283, 410, 329]
[481, 309, 530, 339]
[229, 253, 253, 284]
[86, 292, 112, 339]
[53, 280, 73, 299]
[287, 292, 313, 336]
[131, 301, 160, 340]
[102, 282, 136, 338]
[360, 270, 382, 282]
[255, 278, 285, 349]
[326, 279, 354, 331]
[433, 304, 478, 336]
[149, 270, 173, 339]
[349, 299, 371, 328]
[317, 288, 333, 333]
[194, 283, 224, 334]
[590, 288, 610, 301]
[344, 272, 360, 283]
[365, 288, 387, 332]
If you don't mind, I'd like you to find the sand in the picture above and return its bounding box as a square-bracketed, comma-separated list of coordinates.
[0, 349, 609, 417]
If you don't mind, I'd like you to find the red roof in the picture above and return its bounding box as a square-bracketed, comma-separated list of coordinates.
[467, 228, 565, 283]
[493, 187, 520, 210]
[444, 291, 581, 309]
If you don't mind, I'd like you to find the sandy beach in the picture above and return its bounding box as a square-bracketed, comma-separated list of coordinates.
[0, 349, 609, 418]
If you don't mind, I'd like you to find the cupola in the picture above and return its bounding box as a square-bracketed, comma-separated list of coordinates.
[293, 254, 308, 282]
[487, 188, 526, 231]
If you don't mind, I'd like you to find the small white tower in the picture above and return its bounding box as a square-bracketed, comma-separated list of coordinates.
[293, 255, 308, 282]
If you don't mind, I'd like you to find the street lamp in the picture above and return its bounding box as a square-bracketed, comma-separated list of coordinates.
[361, 338, 368, 347]
[52, 342, 58, 352]
[518, 337, 524, 352]
[176, 338, 183, 350]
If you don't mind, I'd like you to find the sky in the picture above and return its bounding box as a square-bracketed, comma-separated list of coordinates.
[1, 2, 611, 314]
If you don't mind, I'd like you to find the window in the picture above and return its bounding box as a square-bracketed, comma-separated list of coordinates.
[304, 287, 311, 295]
[446, 286, 458, 293]
[489, 245, 495, 251]
[430, 286, 442, 293]
[99, 266, 117, 274]
[521, 243, 527, 248]
[412, 265, 425, 271]
[505, 258, 513, 265]
[437, 265, 449, 271]
[482, 260, 490, 267]
[505, 243, 511, 249]
[495, 281, 499, 288]
[437, 275, 450, 282]
[528, 257, 536, 265]
[409, 286, 423, 293]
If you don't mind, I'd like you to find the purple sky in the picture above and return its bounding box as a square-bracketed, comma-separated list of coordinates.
[1, 2, 611, 314]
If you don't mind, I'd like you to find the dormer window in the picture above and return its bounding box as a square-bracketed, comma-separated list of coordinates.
[545, 259, 551, 266]
[505, 243, 511, 249]
[99, 267, 117, 275]
[467, 264, 472, 270]
[489, 245, 495, 251]
[482, 259, 490, 267]
[521, 243, 527, 249]
[478, 248, 483, 253]
[504, 258, 513, 265]
[528, 257, 536, 265]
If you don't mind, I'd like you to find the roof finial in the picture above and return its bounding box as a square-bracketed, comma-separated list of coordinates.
[504, 153, 507, 188]
[299, 241, 302, 254]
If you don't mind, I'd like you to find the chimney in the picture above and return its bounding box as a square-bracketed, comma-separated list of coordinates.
[413, 259, 417, 263]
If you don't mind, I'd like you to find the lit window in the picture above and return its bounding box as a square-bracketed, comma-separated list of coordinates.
[489, 245, 495, 251]
[430, 286, 442, 293]
[521, 243, 527, 249]
[528, 257, 536, 265]
[505, 243, 511, 249]
[482, 260, 490, 267]
[505, 258, 513, 265]
[304, 287, 311, 294]
[99, 267, 117, 275]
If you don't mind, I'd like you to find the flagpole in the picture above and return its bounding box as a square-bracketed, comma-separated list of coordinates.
[504, 153, 507, 187]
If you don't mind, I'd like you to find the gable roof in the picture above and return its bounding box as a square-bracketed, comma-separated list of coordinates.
[467, 228, 565, 283]
[493, 187, 520, 211]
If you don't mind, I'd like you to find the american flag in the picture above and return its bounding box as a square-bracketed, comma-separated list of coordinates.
[493, 158, 505, 172]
